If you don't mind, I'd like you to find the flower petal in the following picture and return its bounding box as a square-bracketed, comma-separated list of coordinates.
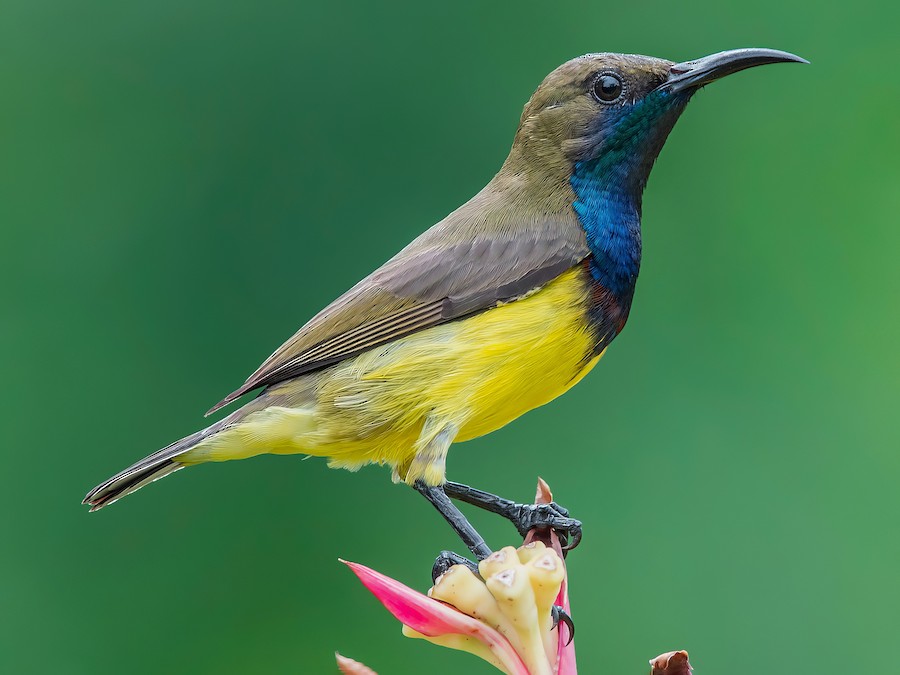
[335, 652, 378, 675]
[341, 559, 530, 675]
[549, 529, 577, 675]
[402, 626, 508, 671]
[650, 650, 692, 675]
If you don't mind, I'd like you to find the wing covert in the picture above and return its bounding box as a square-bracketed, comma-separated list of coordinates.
[207, 212, 589, 415]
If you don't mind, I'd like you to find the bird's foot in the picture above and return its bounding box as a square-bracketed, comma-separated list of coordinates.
[431, 550, 480, 583]
[441, 482, 583, 552]
[551, 604, 575, 644]
[512, 501, 582, 551]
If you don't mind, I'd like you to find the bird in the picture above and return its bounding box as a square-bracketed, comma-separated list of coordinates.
[84, 48, 805, 561]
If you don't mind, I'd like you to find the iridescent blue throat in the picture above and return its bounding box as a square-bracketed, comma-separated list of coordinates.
[570, 157, 642, 298]
[570, 91, 682, 299]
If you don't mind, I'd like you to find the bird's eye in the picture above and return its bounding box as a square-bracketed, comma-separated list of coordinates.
[593, 73, 624, 103]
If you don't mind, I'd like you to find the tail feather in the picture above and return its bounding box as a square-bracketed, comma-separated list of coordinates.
[84, 462, 184, 512]
[83, 417, 232, 512]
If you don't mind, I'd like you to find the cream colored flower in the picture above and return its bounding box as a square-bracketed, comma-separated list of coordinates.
[343, 540, 575, 675]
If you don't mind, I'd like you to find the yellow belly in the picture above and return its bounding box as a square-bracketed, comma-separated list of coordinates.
[185, 267, 605, 482]
[312, 266, 601, 464]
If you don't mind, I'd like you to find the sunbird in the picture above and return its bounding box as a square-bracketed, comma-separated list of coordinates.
[85, 48, 804, 562]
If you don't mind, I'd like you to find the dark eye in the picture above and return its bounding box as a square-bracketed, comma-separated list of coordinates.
[593, 73, 624, 103]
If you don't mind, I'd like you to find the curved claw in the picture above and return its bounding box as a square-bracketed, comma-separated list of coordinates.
[559, 521, 583, 551]
[432, 550, 479, 583]
[551, 604, 575, 645]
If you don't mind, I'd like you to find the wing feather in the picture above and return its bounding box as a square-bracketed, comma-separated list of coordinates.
[207, 196, 590, 415]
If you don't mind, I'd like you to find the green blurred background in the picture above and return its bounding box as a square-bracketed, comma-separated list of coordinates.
[2, 0, 898, 673]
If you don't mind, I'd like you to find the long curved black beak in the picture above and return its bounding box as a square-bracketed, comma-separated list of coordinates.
[660, 48, 808, 93]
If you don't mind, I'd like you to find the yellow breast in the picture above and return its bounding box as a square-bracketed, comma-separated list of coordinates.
[315, 266, 602, 451]
[187, 267, 606, 482]
[446, 272, 603, 441]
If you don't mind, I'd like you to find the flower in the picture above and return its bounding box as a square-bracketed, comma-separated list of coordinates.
[335, 652, 378, 674]
[649, 650, 693, 675]
[337, 479, 691, 673]
[342, 478, 576, 674]
[342, 538, 573, 674]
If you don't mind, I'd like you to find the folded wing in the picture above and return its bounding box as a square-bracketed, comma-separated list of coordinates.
[207, 213, 589, 415]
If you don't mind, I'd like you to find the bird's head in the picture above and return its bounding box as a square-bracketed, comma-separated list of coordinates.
[508, 49, 806, 195]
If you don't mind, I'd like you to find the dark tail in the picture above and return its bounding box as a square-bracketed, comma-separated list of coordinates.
[83, 417, 231, 512]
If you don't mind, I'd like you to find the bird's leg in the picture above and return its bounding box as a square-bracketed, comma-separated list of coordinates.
[413, 481, 493, 562]
[417, 480, 577, 639]
[443, 480, 583, 551]
[409, 420, 491, 578]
